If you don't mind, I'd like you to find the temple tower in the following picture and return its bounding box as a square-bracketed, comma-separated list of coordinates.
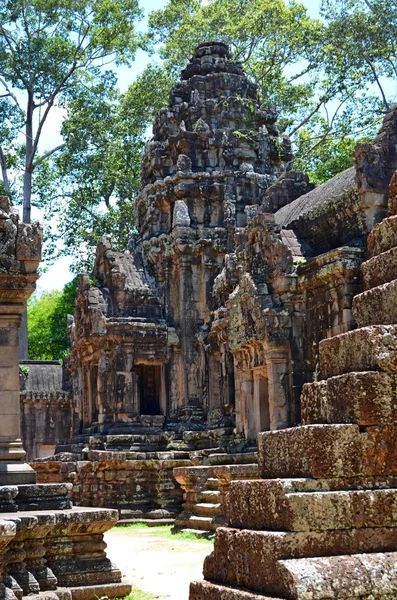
[135, 41, 290, 418]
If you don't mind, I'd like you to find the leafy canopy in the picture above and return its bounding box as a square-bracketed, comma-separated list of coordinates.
[0, 0, 142, 219]
[27, 277, 78, 360]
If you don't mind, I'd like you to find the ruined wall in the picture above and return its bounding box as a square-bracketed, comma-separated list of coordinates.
[20, 361, 73, 461]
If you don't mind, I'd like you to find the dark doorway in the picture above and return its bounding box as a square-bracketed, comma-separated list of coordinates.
[135, 365, 161, 415]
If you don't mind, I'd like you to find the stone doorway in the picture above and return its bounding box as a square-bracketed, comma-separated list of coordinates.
[255, 371, 270, 432]
[136, 364, 162, 415]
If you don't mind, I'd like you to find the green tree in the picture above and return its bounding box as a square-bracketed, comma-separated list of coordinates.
[36, 63, 173, 272]
[0, 0, 142, 221]
[147, 0, 395, 168]
[27, 278, 78, 360]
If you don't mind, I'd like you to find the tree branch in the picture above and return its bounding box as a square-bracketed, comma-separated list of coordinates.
[0, 77, 24, 115]
[32, 143, 66, 168]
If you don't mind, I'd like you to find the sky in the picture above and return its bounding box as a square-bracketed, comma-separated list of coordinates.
[36, 0, 321, 293]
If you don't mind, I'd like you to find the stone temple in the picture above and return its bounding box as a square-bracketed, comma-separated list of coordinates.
[14, 39, 397, 597]
[31, 41, 397, 530]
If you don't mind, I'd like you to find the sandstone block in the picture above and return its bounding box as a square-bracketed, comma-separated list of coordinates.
[258, 424, 397, 479]
[362, 245, 397, 289]
[353, 279, 397, 327]
[301, 372, 397, 426]
[278, 552, 397, 599]
[367, 215, 397, 257]
[189, 580, 282, 600]
[319, 325, 397, 379]
[228, 478, 397, 532]
[203, 527, 397, 596]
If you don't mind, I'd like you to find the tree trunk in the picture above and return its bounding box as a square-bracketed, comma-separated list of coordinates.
[19, 93, 35, 359]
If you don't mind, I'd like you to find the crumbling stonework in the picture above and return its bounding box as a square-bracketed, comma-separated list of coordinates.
[189, 163, 397, 598]
[33, 46, 397, 531]
[0, 196, 130, 600]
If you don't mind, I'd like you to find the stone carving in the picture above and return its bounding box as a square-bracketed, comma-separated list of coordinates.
[173, 200, 191, 228]
[32, 45, 397, 539]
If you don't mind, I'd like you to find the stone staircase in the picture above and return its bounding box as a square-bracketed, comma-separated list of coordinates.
[172, 455, 258, 537]
[189, 172, 397, 598]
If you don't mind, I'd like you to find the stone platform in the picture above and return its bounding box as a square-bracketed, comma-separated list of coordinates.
[189, 170, 397, 598]
[0, 484, 130, 600]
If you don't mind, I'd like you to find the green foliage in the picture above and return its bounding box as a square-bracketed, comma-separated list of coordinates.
[35, 63, 173, 273]
[27, 278, 78, 360]
[119, 589, 157, 600]
[0, 0, 142, 220]
[19, 365, 29, 376]
[117, 523, 213, 543]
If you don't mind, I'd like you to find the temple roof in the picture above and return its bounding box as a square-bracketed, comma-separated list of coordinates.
[275, 167, 357, 229]
[20, 360, 70, 396]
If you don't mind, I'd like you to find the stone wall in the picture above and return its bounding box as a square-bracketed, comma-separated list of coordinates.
[20, 361, 73, 461]
[32, 455, 191, 519]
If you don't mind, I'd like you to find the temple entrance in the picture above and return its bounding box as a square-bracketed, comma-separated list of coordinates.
[135, 365, 161, 415]
[257, 375, 270, 431]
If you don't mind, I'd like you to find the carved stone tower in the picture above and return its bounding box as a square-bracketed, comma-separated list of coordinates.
[135, 41, 290, 418]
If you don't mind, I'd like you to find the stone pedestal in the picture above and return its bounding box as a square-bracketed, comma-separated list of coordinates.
[0, 313, 35, 485]
[0, 197, 41, 485]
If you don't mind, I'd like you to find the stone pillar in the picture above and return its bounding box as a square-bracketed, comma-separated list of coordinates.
[0, 196, 41, 484]
[266, 345, 291, 430]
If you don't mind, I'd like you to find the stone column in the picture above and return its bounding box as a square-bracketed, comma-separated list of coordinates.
[0, 196, 41, 484]
[266, 345, 291, 430]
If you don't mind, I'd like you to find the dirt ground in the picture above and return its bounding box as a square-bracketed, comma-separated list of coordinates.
[105, 525, 214, 600]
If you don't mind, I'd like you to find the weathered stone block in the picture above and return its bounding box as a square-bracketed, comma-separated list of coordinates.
[367, 214, 397, 257]
[362, 245, 397, 289]
[319, 325, 397, 379]
[301, 371, 397, 426]
[353, 279, 397, 327]
[189, 580, 281, 600]
[228, 478, 397, 532]
[202, 527, 397, 596]
[258, 424, 397, 479]
[277, 552, 397, 599]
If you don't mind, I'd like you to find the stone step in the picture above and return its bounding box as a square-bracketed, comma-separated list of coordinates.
[186, 514, 226, 531]
[201, 490, 221, 503]
[277, 552, 397, 599]
[189, 580, 285, 600]
[367, 214, 397, 258]
[227, 478, 397, 532]
[195, 502, 223, 517]
[203, 527, 397, 596]
[257, 424, 397, 480]
[353, 278, 397, 327]
[206, 477, 221, 491]
[301, 371, 397, 427]
[319, 324, 397, 379]
[362, 245, 397, 289]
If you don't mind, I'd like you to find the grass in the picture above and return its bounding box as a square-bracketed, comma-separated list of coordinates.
[116, 522, 213, 543]
[119, 588, 159, 600]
